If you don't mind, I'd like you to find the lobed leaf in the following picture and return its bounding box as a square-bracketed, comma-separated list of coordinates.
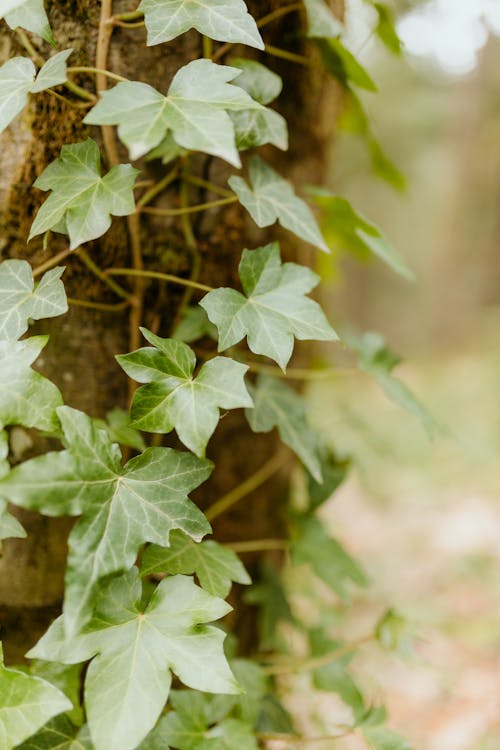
[117, 329, 252, 457]
[141, 529, 251, 598]
[0, 643, 71, 750]
[29, 139, 138, 250]
[138, 0, 263, 49]
[17, 716, 93, 750]
[229, 156, 328, 251]
[84, 60, 262, 166]
[0, 260, 68, 340]
[28, 569, 239, 750]
[245, 375, 323, 481]
[0, 406, 212, 635]
[1, 0, 54, 44]
[201, 243, 337, 371]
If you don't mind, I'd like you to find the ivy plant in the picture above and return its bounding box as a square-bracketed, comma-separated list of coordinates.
[0, 2, 420, 750]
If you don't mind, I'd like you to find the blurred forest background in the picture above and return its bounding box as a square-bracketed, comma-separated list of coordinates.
[297, 1, 500, 748]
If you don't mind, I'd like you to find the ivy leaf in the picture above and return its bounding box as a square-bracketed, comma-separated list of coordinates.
[303, 0, 343, 38]
[31, 49, 73, 94]
[117, 329, 252, 457]
[29, 139, 139, 250]
[0, 52, 72, 134]
[309, 192, 414, 280]
[0, 336, 63, 433]
[316, 38, 377, 91]
[0, 643, 71, 750]
[307, 449, 349, 512]
[0, 499, 26, 542]
[196, 718, 258, 750]
[243, 561, 295, 650]
[84, 60, 262, 166]
[291, 516, 367, 599]
[147, 132, 188, 165]
[363, 726, 413, 750]
[229, 157, 328, 252]
[0, 260, 68, 340]
[141, 530, 251, 598]
[373, 3, 402, 56]
[138, 0, 263, 50]
[229, 59, 282, 106]
[1, 0, 54, 44]
[17, 716, 93, 750]
[0, 405, 212, 635]
[201, 243, 337, 371]
[28, 569, 239, 750]
[94, 408, 146, 452]
[172, 306, 218, 344]
[245, 375, 323, 481]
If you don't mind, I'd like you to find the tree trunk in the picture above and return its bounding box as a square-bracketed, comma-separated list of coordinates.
[0, 0, 343, 662]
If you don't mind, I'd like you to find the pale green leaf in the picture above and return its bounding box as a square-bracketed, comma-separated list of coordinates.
[229, 660, 267, 726]
[0, 57, 35, 133]
[245, 375, 323, 480]
[138, 0, 263, 49]
[0, 405, 212, 635]
[141, 529, 251, 598]
[0, 643, 71, 750]
[17, 716, 93, 750]
[0, 260, 67, 340]
[196, 718, 257, 750]
[2, 0, 54, 44]
[291, 516, 367, 598]
[309, 628, 365, 720]
[309, 192, 414, 279]
[0, 336, 63, 433]
[232, 108, 288, 152]
[84, 60, 261, 165]
[117, 329, 252, 457]
[94, 408, 146, 452]
[172, 306, 217, 343]
[363, 726, 413, 750]
[0, 499, 26, 541]
[28, 569, 239, 750]
[229, 157, 328, 252]
[29, 139, 139, 250]
[0, 429, 7, 479]
[201, 243, 337, 371]
[303, 0, 343, 38]
[229, 59, 282, 105]
[28, 662, 84, 726]
[31, 49, 72, 93]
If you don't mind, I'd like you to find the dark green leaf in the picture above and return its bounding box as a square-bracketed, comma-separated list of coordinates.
[0, 406, 212, 635]
[201, 243, 337, 371]
[16, 716, 92, 750]
[172, 306, 218, 344]
[307, 449, 350, 511]
[28, 662, 83, 727]
[316, 38, 377, 91]
[94, 409, 146, 452]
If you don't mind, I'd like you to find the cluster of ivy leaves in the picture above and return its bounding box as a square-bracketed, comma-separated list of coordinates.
[0, 1, 421, 749]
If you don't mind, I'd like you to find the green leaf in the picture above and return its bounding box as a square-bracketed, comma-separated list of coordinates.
[291, 516, 367, 599]
[373, 3, 402, 56]
[17, 716, 93, 750]
[243, 561, 295, 650]
[141, 530, 250, 598]
[0, 57, 35, 133]
[229, 59, 282, 105]
[138, 0, 263, 49]
[147, 132, 188, 164]
[316, 38, 377, 91]
[2, 0, 54, 44]
[29, 139, 139, 250]
[28, 569, 239, 750]
[0, 336, 63, 433]
[363, 726, 413, 750]
[309, 192, 413, 279]
[307, 449, 349, 511]
[369, 138, 406, 191]
[28, 662, 83, 726]
[117, 329, 252, 457]
[256, 695, 295, 734]
[229, 660, 267, 726]
[0, 643, 71, 750]
[346, 330, 436, 434]
[0, 499, 26, 542]
[196, 718, 258, 750]
[31, 49, 73, 94]
[172, 306, 218, 344]
[94, 408, 146, 452]
[375, 609, 414, 657]
[0, 405, 212, 635]
[229, 157, 328, 252]
[201, 243, 337, 371]
[0, 260, 68, 340]
[84, 60, 262, 166]
[303, 0, 343, 38]
[232, 108, 288, 152]
[245, 375, 323, 481]
[309, 628, 365, 720]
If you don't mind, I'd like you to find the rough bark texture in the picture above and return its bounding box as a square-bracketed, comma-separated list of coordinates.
[0, 0, 343, 662]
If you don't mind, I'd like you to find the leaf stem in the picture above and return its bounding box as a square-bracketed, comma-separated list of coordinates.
[265, 44, 310, 66]
[246, 362, 357, 380]
[112, 10, 144, 22]
[96, 1, 121, 168]
[68, 298, 130, 312]
[261, 635, 373, 676]
[105, 268, 213, 293]
[257, 3, 304, 28]
[226, 539, 288, 553]
[140, 196, 237, 216]
[181, 172, 234, 198]
[77, 249, 131, 300]
[32, 248, 74, 278]
[15, 29, 44, 65]
[202, 36, 213, 59]
[112, 19, 145, 28]
[68, 66, 129, 83]
[206, 450, 289, 522]
[137, 166, 179, 208]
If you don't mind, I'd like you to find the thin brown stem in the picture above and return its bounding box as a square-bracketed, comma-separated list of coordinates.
[182, 173, 234, 198]
[68, 298, 130, 312]
[96, 1, 120, 168]
[32, 248, 74, 278]
[257, 3, 303, 28]
[226, 539, 288, 554]
[265, 44, 310, 66]
[112, 10, 144, 22]
[137, 166, 179, 208]
[262, 636, 373, 676]
[68, 66, 128, 83]
[140, 196, 237, 216]
[77, 249, 131, 300]
[212, 42, 232, 62]
[45, 88, 93, 109]
[112, 19, 145, 28]
[16, 29, 44, 65]
[206, 450, 289, 522]
[105, 268, 213, 293]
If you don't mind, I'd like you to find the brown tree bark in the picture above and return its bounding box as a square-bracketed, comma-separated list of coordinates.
[0, 0, 343, 662]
